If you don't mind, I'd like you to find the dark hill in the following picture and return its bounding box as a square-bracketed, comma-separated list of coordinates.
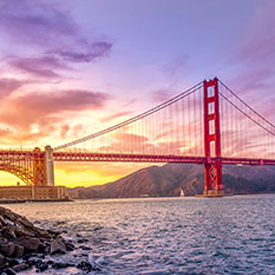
[67, 164, 275, 198]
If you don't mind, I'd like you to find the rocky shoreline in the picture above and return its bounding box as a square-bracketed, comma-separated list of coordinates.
[0, 206, 96, 274]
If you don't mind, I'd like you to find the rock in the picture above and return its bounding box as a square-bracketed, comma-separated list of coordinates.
[13, 244, 24, 258]
[0, 253, 5, 265]
[0, 242, 15, 257]
[16, 217, 33, 230]
[12, 263, 28, 272]
[64, 241, 75, 251]
[0, 237, 8, 244]
[35, 229, 51, 239]
[76, 261, 93, 272]
[50, 240, 66, 255]
[3, 268, 16, 275]
[34, 259, 48, 272]
[7, 259, 19, 267]
[0, 206, 74, 274]
[51, 262, 73, 269]
[79, 245, 91, 251]
[46, 260, 54, 265]
[15, 237, 41, 251]
[14, 227, 33, 238]
[1, 226, 16, 239]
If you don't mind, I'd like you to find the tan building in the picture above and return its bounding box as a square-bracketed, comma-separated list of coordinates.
[0, 186, 66, 200]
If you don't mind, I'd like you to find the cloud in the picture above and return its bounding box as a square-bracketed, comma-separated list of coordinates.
[0, 78, 24, 97]
[0, 0, 112, 78]
[10, 56, 68, 78]
[0, 88, 110, 143]
[0, 0, 79, 47]
[72, 124, 84, 138]
[51, 42, 112, 63]
[3, 89, 109, 122]
[60, 124, 70, 138]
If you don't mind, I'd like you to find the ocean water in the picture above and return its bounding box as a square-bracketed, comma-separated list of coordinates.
[5, 195, 275, 275]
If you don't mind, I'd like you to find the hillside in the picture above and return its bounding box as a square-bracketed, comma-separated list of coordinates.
[67, 164, 275, 198]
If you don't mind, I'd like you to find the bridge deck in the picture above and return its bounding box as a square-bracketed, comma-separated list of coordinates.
[1, 150, 275, 166]
[52, 152, 275, 166]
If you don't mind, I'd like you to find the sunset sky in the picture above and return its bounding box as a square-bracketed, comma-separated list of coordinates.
[0, 0, 275, 187]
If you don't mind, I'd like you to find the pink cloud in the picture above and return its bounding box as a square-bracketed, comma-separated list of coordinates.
[60, 124, 70, 138]
[0, 88, 110, 143]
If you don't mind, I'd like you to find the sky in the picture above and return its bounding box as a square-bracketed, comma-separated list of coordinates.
[0, 0, 275, 187]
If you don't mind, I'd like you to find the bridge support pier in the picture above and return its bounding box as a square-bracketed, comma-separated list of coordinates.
[45, 145, 55, 186]
[203, 77, 224, 197]
[203, 160, 224, 197]
[33, 147, 46, 186]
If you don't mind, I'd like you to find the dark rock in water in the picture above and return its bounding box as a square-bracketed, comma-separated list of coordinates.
[50, 239, 66, 255]
[79, 245, 91, 251]
[46, 260, 55, 265]
[77, 238, 89, 244]
[51, 262, 74, 269]
[34, 259, 48, 272]
[64, 241, 75, 251]
[77, 261, 93, 272]
[3, 267, 16, 275]
[0, 206, 76, 273]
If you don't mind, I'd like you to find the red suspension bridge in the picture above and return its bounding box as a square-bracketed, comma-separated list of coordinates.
[1, 77, 275, 196]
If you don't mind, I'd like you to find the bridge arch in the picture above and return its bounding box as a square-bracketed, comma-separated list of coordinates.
[0, 164, 35, 185]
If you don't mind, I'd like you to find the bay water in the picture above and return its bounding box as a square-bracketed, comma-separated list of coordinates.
[5, 195, 275, 275]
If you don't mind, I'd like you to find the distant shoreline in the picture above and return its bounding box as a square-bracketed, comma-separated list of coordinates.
[69, 192, 275, 200]
[2, 192, 275, 204]
[0, 198, 73, 204]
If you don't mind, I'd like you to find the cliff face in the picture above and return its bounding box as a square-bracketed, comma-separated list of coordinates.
[67, 164, 275, 198]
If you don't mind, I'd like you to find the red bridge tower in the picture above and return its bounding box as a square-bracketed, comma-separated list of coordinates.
[203, 78, 224, 197]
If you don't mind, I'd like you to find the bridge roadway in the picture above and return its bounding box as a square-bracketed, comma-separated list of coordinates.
[1, 150, 275, 166]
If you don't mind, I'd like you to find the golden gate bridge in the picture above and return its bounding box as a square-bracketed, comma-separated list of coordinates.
[1, 77, 275, 196]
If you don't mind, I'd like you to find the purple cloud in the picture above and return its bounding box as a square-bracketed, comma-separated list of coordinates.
[0, 0, 112, 78]
[51, 42, 112, 63]
[0, 78, 24, 97]
[0, 0, 78, 47]
[10, 56, 68, 78]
